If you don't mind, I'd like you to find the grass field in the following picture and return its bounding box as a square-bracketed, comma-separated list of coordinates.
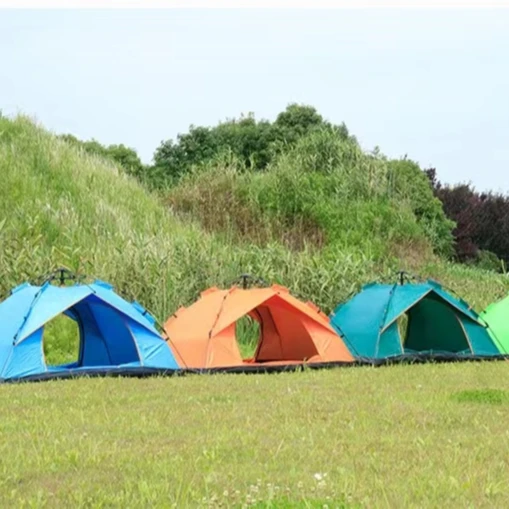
[1, 362, 509, 508]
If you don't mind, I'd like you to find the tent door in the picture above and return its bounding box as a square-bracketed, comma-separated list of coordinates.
[403, 294, 471, 353]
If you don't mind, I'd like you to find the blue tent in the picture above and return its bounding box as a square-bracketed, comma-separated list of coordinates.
[330, 279, 500, 359]
[0, 279, 179, 381]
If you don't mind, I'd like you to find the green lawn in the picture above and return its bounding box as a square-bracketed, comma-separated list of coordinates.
[2, 363, 509, 507]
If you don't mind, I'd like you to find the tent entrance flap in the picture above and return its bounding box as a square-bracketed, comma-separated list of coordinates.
[403, 293, 471, 353]
[250, 304, 320, 363]
[251, 304, 284, 362]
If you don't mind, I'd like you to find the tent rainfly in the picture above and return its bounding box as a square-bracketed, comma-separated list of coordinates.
[480, 296, 509, 355]
[164, 284, 353, 369]
[0, 279, 179, 382]
[330, 279, 500, 359]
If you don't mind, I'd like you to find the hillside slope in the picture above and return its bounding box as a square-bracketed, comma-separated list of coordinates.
[168, 129, 454, 259]
[1, 115, 507, 323]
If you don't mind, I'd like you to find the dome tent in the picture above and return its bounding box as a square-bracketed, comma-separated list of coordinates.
[0, 270, 179, 382]
[164, 276, 353, 370]
[330, 274, 500, 360]
[480, 296, 509, 355]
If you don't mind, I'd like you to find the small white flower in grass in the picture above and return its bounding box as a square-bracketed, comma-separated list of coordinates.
[313, 472, 328, 481]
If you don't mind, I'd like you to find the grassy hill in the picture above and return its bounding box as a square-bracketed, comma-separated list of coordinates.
[168, 129, 452, 258]
[1, 115, 508, 317]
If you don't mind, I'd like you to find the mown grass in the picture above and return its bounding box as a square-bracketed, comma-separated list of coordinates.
[452, 388, 509, 405]
[1, 362, 509, 507]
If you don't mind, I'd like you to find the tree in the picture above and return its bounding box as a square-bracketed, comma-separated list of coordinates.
[151, 104, 352, 185]
[274, 103, 324, 135]
[426, 168, 509, 267]
[106, 144, 145, 178]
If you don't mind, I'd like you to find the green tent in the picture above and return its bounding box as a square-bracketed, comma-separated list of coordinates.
[480, 297, 509, 354]
[330, 278, 500, 359]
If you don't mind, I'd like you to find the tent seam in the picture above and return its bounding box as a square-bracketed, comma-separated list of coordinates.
[376, 283, 398, 358]
[13, 283, 48, 344]
[206, 288, 235, 367]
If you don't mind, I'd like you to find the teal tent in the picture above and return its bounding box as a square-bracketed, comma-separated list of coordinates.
[330, 279, 500, 359]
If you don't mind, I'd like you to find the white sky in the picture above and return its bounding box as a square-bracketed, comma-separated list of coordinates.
[1, 9, 508, 190]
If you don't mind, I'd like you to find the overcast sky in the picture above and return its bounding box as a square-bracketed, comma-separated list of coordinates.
[1, 9, 508, 191]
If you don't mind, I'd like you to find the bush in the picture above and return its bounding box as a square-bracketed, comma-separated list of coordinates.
[169, 129, 454, 262]
[426, 168, 509, 266]
[152, 104, 356, 185]
[389, 159, 455, 257]
[473, 250, 504, 273]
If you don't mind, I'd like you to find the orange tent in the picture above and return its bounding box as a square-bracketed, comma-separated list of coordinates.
[163, 284, 353, 369]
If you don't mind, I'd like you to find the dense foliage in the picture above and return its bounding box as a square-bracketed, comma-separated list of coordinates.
[152, 104, 355, 184]
[3, 115, 506, 316]
[52, 103, 509, 274]
[426, 168, 508, 271]
[169, 130, 455, 259]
